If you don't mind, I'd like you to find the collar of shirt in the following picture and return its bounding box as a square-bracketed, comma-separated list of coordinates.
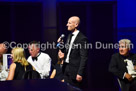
[72, 30, 79, 37]
[37, 52, 41, 58]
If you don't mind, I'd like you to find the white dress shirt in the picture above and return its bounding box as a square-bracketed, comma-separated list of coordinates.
[27, 52, 51, 79]
[65, 30, 79, 63]
[123, 59, 136, 78]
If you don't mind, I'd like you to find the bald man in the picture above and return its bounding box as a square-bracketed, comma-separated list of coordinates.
[59, 16, 88, 88]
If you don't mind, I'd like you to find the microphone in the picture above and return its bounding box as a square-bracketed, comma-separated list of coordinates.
[57, 34, 65, 47]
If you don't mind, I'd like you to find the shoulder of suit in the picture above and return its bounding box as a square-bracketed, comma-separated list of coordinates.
[129, 53, 136, 58]
[112, 53, 136, 58]
[77, 31, 87, 39]
[112, 53, 120, 57]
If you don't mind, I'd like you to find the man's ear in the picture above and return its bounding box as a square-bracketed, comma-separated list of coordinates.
[75, 23, 78, 27]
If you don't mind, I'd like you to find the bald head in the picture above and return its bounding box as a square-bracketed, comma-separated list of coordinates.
[69, 16, 80, 25]
[67, 16, 80, 31]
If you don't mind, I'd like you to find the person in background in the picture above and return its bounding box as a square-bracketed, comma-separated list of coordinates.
[0, 43, 7, 66]
[50, 50, 64, 82]
[109, 39, 136, 91]
[6, 47, 32, 80]
[27, 41, 51, 79]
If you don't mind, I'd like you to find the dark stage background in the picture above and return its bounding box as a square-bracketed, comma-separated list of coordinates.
[0, 0, 136, 91]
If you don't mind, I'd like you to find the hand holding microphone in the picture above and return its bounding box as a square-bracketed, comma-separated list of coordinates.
[57, 34, 65, 42]
[57, 34, 65, 48]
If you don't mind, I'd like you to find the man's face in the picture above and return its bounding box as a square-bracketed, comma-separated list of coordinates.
[28, 44, 39, 57]
[66, 18, 78, 31]
[119, 43, 130, 56]
[0, 44, 7, 58]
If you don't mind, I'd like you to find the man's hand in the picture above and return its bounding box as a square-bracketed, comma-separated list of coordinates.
[57, 37, 61, 42]
[76, 74, 82, 82]
[57, 37, 63, 43]
[125, 73, 133, 81]
[61, 79, 64, 82]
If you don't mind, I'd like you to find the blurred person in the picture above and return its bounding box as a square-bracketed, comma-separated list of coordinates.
[0, 43, 8, 72]
[109, 39, 136, 91]
[0, 43, 7, 66]
[6, 47, 32, 80]
[27, 41, 51, 79]
[50, 50, 64, 82]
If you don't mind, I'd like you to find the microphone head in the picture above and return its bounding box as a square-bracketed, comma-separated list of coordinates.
[60, 34, 65, 39]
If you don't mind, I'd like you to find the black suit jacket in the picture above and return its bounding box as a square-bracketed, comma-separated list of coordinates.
[109, 53, 136, 80]
[63, 31, 88, 79]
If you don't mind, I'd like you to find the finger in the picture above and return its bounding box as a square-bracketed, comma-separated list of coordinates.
[57, 37, 61, 42]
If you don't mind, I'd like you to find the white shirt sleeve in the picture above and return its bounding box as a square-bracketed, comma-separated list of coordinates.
[123, 72, 126, 79]
[40, 55, 51, 77]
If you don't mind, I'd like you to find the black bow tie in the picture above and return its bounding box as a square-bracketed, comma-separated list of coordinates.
[31, 52, 41, 61]
[32, 57, 37, 61]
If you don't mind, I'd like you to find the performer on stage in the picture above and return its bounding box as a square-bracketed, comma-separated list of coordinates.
[59, 16, 88, 88]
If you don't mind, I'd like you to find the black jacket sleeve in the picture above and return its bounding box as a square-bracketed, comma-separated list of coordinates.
[77, 38, 88, 76]
[109, 54, 126, 79]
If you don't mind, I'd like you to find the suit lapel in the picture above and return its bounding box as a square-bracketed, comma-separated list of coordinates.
[66, 34, 71, 44]
[73, 32, 80, 44]
[119, 55, 128, 68]
[69, 32, 81, 56]
[65, 34, 72, 53]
